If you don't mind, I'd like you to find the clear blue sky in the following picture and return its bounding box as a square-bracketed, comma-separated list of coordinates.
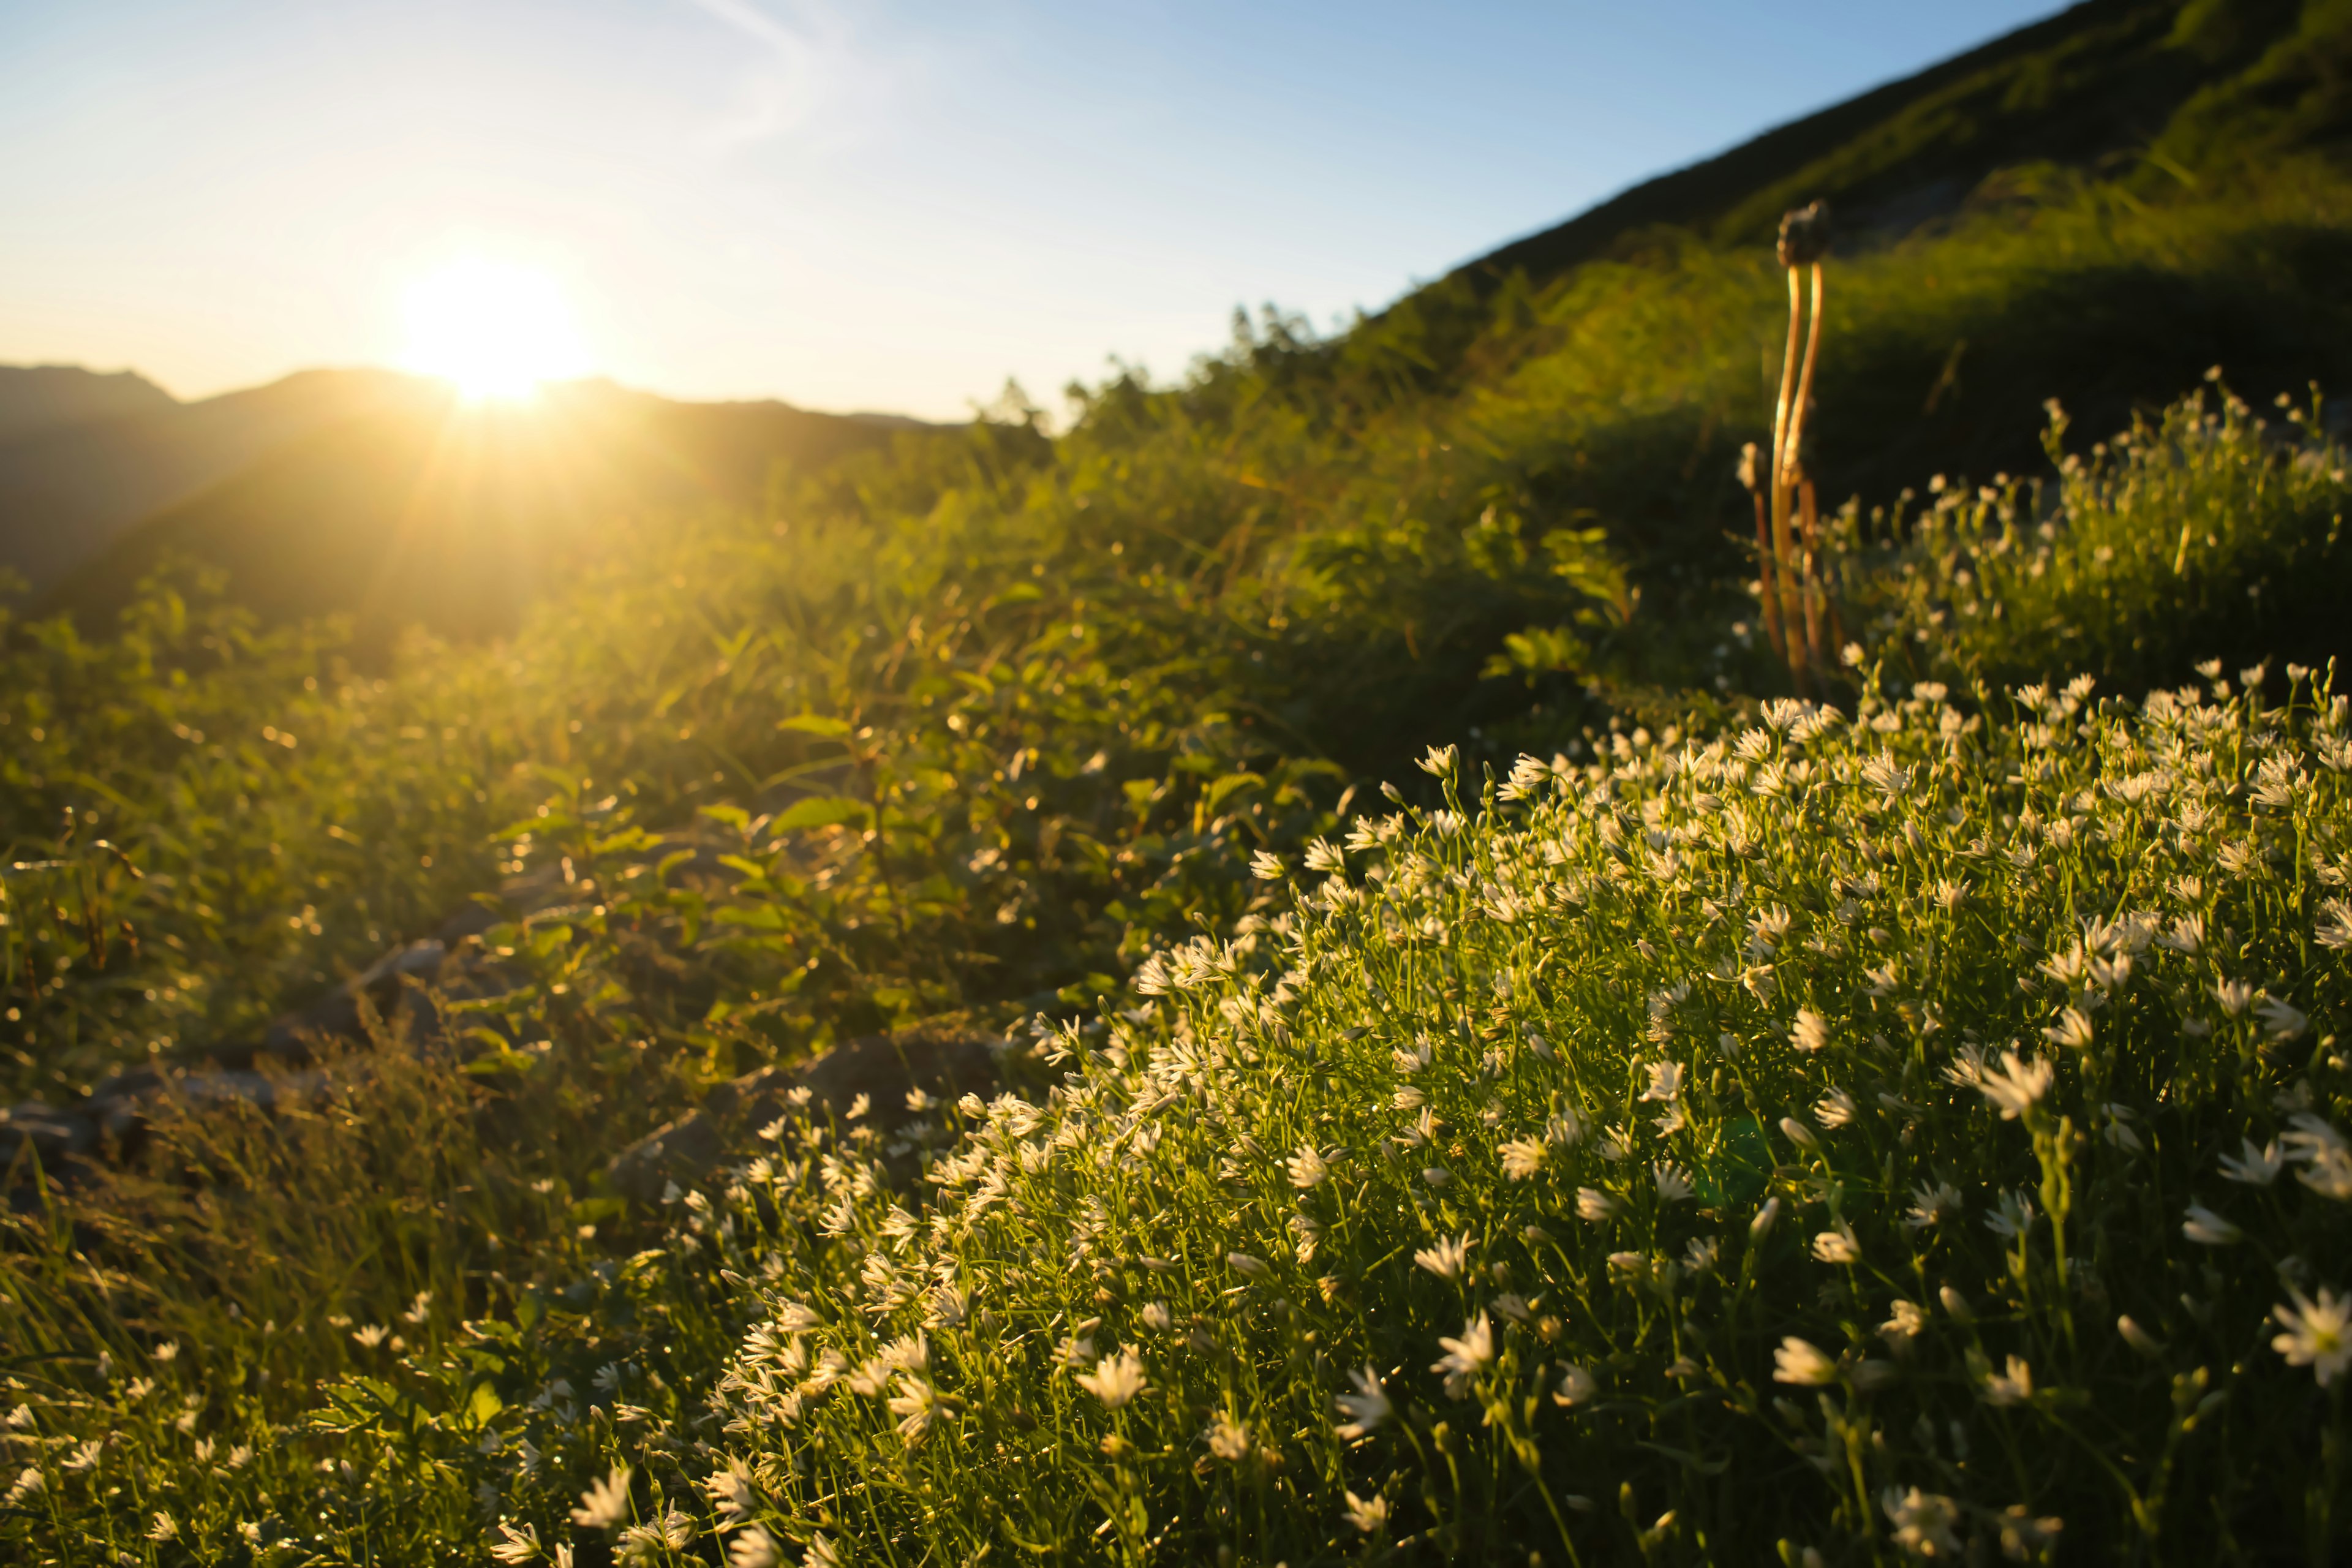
[0, 1, 2065, 419]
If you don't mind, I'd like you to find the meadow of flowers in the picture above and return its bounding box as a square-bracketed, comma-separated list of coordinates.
[7, 647, 2343, 1563]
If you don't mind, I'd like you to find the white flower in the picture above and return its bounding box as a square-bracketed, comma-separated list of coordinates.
[2215, 978, 2256, 1016]
[1779, 1115, 1821, 1152]
[1978, 1050, 2054, 1120]
[352, 1324, 392, 1349]
[149, 1512, 179, 1543]
[1985, 1189, 2038, 1242]
[703, 1461, 755, 1523]
[1205, 1412, 1251, 1461]
[1552, 1363, 1598, 1406]
[2218, 1139, 2285, 1185]
[1791, 1009, 1830, 1054]
[778, 1301, 822, 1333]
[1750, 1196, 1781, 1238]
[806, 1534, 842, 1568]
[1814, 1088, 1856, 1129]
[728, 1526, 781, 1568]
[1139, 1301, 1173, 1333]
[2271, 1286, 2352, 1385]
[2284, 1115, 2352, 1200]
[2117, 1315, 2163, 1357]
[888, 1375, 944, 1444]
[1981, 1355, 2034, 1406]
[1343, 1489, 1390, 1533]
[1414, 1234, 1472, 1281]
[1653, 1164, 1694, 1202]
[1075, 1349, 1149, 1409]
[1880, 1300, 1926, 1347]
[1773, 1337, 1838, 1386]
[1432, 1313, 1495, 1399]
[1285, 1145, 1329, 1189]
[1812, 1227, 1860, 1264]
[1417, 744, 1459, 778]
[2258, 996, 2309, 1040]
[1499, 1137, 1546, 1180]
[1250, 850, 1285, 881]
[1575, 1187, 1619, 1223]
[1641, 1060, 1684, 1101]
[489, 1521, 543, 1564]
[571, 1463, 633, 1531]
[1226, 1251, 1269, 1278]
[2042, 1008, 2094, 1051]
[1882, 1487, 1963, 1559]
[2181, 1203, 2242, 1246]
[1335, 1366, 1392, 1438]
[1904, 1181, 1962, 1230]
[62, 1440, 100, 1476]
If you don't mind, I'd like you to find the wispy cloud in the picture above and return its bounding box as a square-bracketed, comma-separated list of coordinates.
[683, 0, 905, 149]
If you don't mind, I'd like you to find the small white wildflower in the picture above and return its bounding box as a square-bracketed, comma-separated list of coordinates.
[1750, 1196, 1781, 1238]
[2258, 996, 2310, 1041]
[1414, 1234, 1472, 1281]
[1981, 1355, 2034, 1406]
[571, 1463, 633, 1531]
[1343, 1488, 1390, 1533]
[1882, 1487, 1963, 1560]
[1075, 1349, 1149, 1409]
[1812, 1227, 1861, 1264]
[489, 1521, 543, 1564]
[1335, 1366, 1392, 1438]
[888, 1374, 944, 1444]
[1552, 1363, 1598, 1406]
[1432, 1313, 1494, 1399]
[1641, 1060, 1685, 1101]
[2219, 1139, 2286, 1185]
[1790, 1009, 1830, 1054]
[1773, 1337, 1837, 1386]
[1653, 1163, 1694, 1202]
[2042, 1008, 2094, 1051]
[1814, 1087, 1856, 1128]
[1285, 1145, 1329, 1189]
[1499, 1137, 1546, 1180]
[1226, 1251, 1269, 1278]
[1978, 1051, 2054, 1120]
[149, 1511, 179, 1542]
[2271, 1286, 2352, 1385]
[702, 1460, 755, 1523]
[1139, 1301, 1172, 1332]
[728, 1526, 781, 1568]
[1880, 1300, 1926, 1347]
[1249, 850, 1285, 881]
[1205, 1412, 1251, 1461]
[1903, 1182, 1962, 1230]
[2117, 1316, 2164, 1357]
[1575, 1187, 1619, 1223]
[2181, 1203, 2242, 1246]
[1986, 1189, 2038, 1242]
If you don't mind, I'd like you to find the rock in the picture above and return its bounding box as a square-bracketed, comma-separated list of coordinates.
[0, 1101, 98, 1163]
[609, 1020, 1000, 1204]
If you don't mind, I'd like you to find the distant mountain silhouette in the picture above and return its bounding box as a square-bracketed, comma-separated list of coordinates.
[0, 368, 442, 592]
[24, 374, 933, 647]
[0, 366, 178, 443]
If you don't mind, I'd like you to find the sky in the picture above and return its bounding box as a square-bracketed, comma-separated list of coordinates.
[0, 1, 2065, 421]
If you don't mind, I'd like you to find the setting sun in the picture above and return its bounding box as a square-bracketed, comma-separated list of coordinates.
[398, 258, 587, 399]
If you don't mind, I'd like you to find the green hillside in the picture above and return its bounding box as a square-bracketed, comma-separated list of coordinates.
[40, 380, 937, 648]
[3, 0, 2352, 1562]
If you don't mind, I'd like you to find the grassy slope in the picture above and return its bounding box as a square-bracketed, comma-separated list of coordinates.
[2, 2, 2352, 1562]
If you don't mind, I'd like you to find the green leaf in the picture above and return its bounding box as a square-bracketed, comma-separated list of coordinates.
[773, 795, 871, 831]
[777, 714, 852, 737]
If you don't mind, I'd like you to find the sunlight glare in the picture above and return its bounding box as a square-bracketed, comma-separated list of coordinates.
[399, 259, 588, 400]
